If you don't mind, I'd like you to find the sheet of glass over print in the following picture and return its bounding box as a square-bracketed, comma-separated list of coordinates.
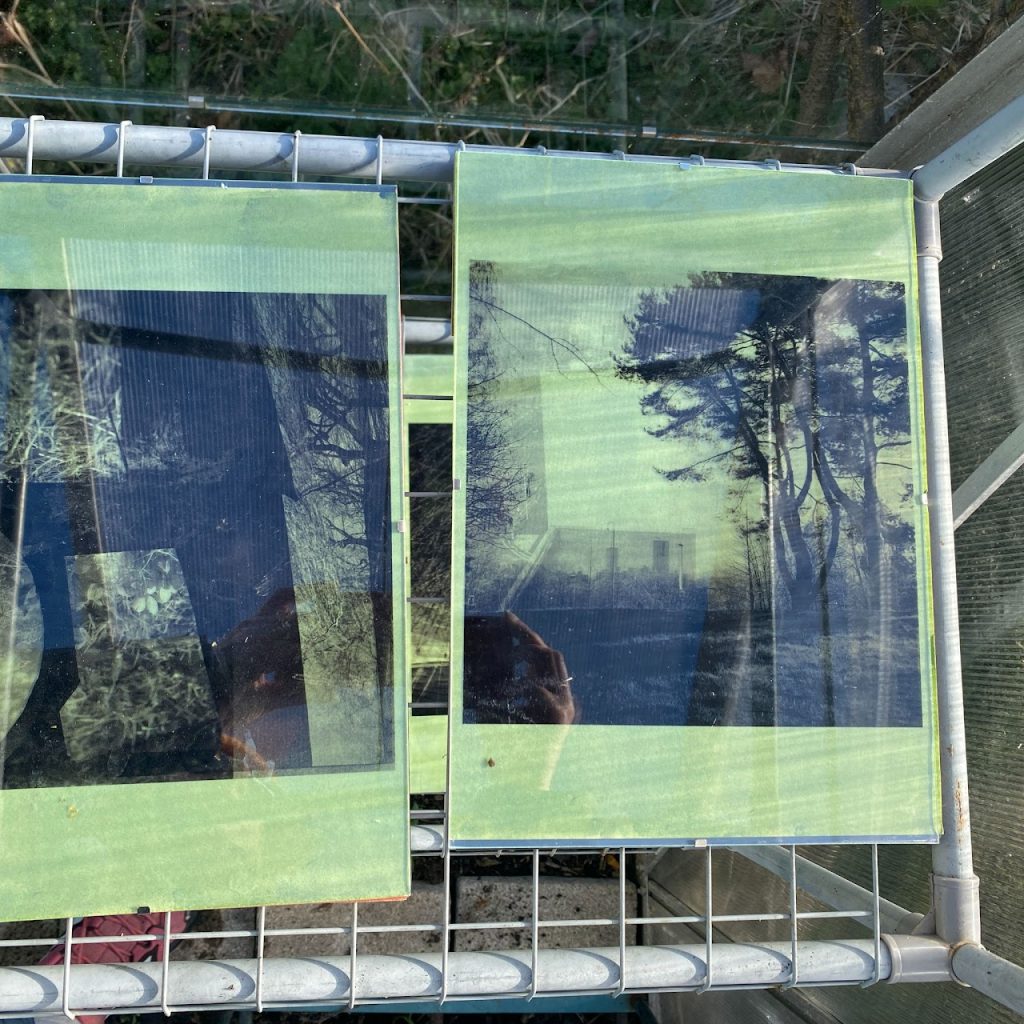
[450, 152, 939, 846]
[0, 179, 408, 920]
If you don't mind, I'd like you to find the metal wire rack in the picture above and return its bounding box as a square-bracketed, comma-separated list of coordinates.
[0, 104, 1023, 1018]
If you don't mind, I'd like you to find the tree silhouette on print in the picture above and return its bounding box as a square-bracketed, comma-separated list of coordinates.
[617, 273, 920, 726]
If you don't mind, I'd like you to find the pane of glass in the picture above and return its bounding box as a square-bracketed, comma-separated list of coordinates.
[410, 600, 449, 666]
[463, 270, 919, 729]
[0, 179, 408, 919]
[10, 4, 980, 160]
[409, 422, 453, 492]
[410, 495, 452, 599]
[450, 152, 937, 845]
[1, 290, 393, 786]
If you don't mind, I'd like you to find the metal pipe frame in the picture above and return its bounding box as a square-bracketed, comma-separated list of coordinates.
[0, 116, 852, 183]
[0, 937, 951, 1014]
[913, 199, 980, 937]
[951, 418, 1024, 529]
[905, 87, 1024, 1016]
[729, 845, 924, 935]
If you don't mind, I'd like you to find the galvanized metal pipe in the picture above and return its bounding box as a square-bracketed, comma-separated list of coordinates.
[913, 93, 1024, 202]
[0, 938, 950, 1012]
[912, 196, 981, 944]
[952, 943, 1024, 1017]
[403, 317, 452, 345]
[410, 824, 443, 852]
[0, 117, 851, 183]
[951, 418, 1024, 528]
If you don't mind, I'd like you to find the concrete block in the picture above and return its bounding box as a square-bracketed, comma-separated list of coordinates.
[454, 875, 636, 952]
[263, 883, 445, 958]
[0, 919, 59, 967]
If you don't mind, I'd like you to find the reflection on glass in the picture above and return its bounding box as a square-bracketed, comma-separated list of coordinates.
[463, 262, 921, 728]
[0, 290, 393, 787]
[409, 423, 454, 494]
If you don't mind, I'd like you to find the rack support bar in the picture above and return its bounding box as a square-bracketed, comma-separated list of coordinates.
[0, 938, 952, 1012]
[913, 92, 1024, 202]
[0, 117, 849, 183]
[952, 944, 1024, 1016]
[912, 195, 981, 945]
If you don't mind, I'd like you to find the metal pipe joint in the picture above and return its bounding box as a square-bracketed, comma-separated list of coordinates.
[882, 934, 954, 984]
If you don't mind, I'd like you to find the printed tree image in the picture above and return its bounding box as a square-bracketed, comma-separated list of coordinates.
[459, 261, 922, 727]
[617, 274, 914, 616]
[617, 273, 920, 726]
[465, 261, 535, 554]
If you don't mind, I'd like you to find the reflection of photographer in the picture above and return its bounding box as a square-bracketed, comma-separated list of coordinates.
[464, 611, 578, 725]
[212, 587, 310, 772]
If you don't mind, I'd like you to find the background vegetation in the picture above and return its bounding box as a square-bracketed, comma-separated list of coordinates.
[1, 0, 1021, 156]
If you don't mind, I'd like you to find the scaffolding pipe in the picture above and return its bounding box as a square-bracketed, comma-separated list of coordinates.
[0, 117, 851, 184]
[403, 317, 452, 345]
[952, 944, 1024, 1017]
[913, 92, 1024, 201]
[912, 196, 981, 945]
[410, 824, 443, 851]
[0, 937, 951, 1012]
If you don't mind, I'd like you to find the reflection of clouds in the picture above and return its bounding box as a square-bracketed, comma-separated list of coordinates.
[627, 286, 759, 363]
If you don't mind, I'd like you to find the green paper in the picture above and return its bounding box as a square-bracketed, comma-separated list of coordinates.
[409, 715, 447, 794]
[0, 179, 409, 918]
[450, 152, 939, 845]
[405, 354, 454, 425]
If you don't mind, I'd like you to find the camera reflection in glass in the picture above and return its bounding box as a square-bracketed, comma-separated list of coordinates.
[464, 611, 578, 725]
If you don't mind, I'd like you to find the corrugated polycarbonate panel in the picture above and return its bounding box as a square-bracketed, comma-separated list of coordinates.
[941, 141, 1024, 492]
[953, 467, 1024, 965]
[941, 142, 1024, 975]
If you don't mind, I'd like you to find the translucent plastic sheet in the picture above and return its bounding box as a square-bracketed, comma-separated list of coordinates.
[0, 179, 408, 918]
[450, 152, 939, 846]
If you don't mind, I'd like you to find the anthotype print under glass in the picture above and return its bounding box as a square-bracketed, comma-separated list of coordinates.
[0, 179, 408, 919]
[450, 151, 937, 845]
[463, 264, 921, 729]
[0, 289, 394, 787]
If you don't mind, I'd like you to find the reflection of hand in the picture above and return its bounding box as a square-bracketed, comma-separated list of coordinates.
[503, 611, 579, 725]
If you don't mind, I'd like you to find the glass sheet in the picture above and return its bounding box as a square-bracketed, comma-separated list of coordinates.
[0, 179, 408, 919]
[450, 152, 939, 845]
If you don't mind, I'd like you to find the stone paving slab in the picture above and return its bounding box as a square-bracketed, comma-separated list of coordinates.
[262, 883, 445, 958]
[454, 875, 637, 952]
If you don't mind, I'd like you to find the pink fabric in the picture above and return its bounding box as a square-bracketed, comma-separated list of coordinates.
[40, 912, 189, 1024]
